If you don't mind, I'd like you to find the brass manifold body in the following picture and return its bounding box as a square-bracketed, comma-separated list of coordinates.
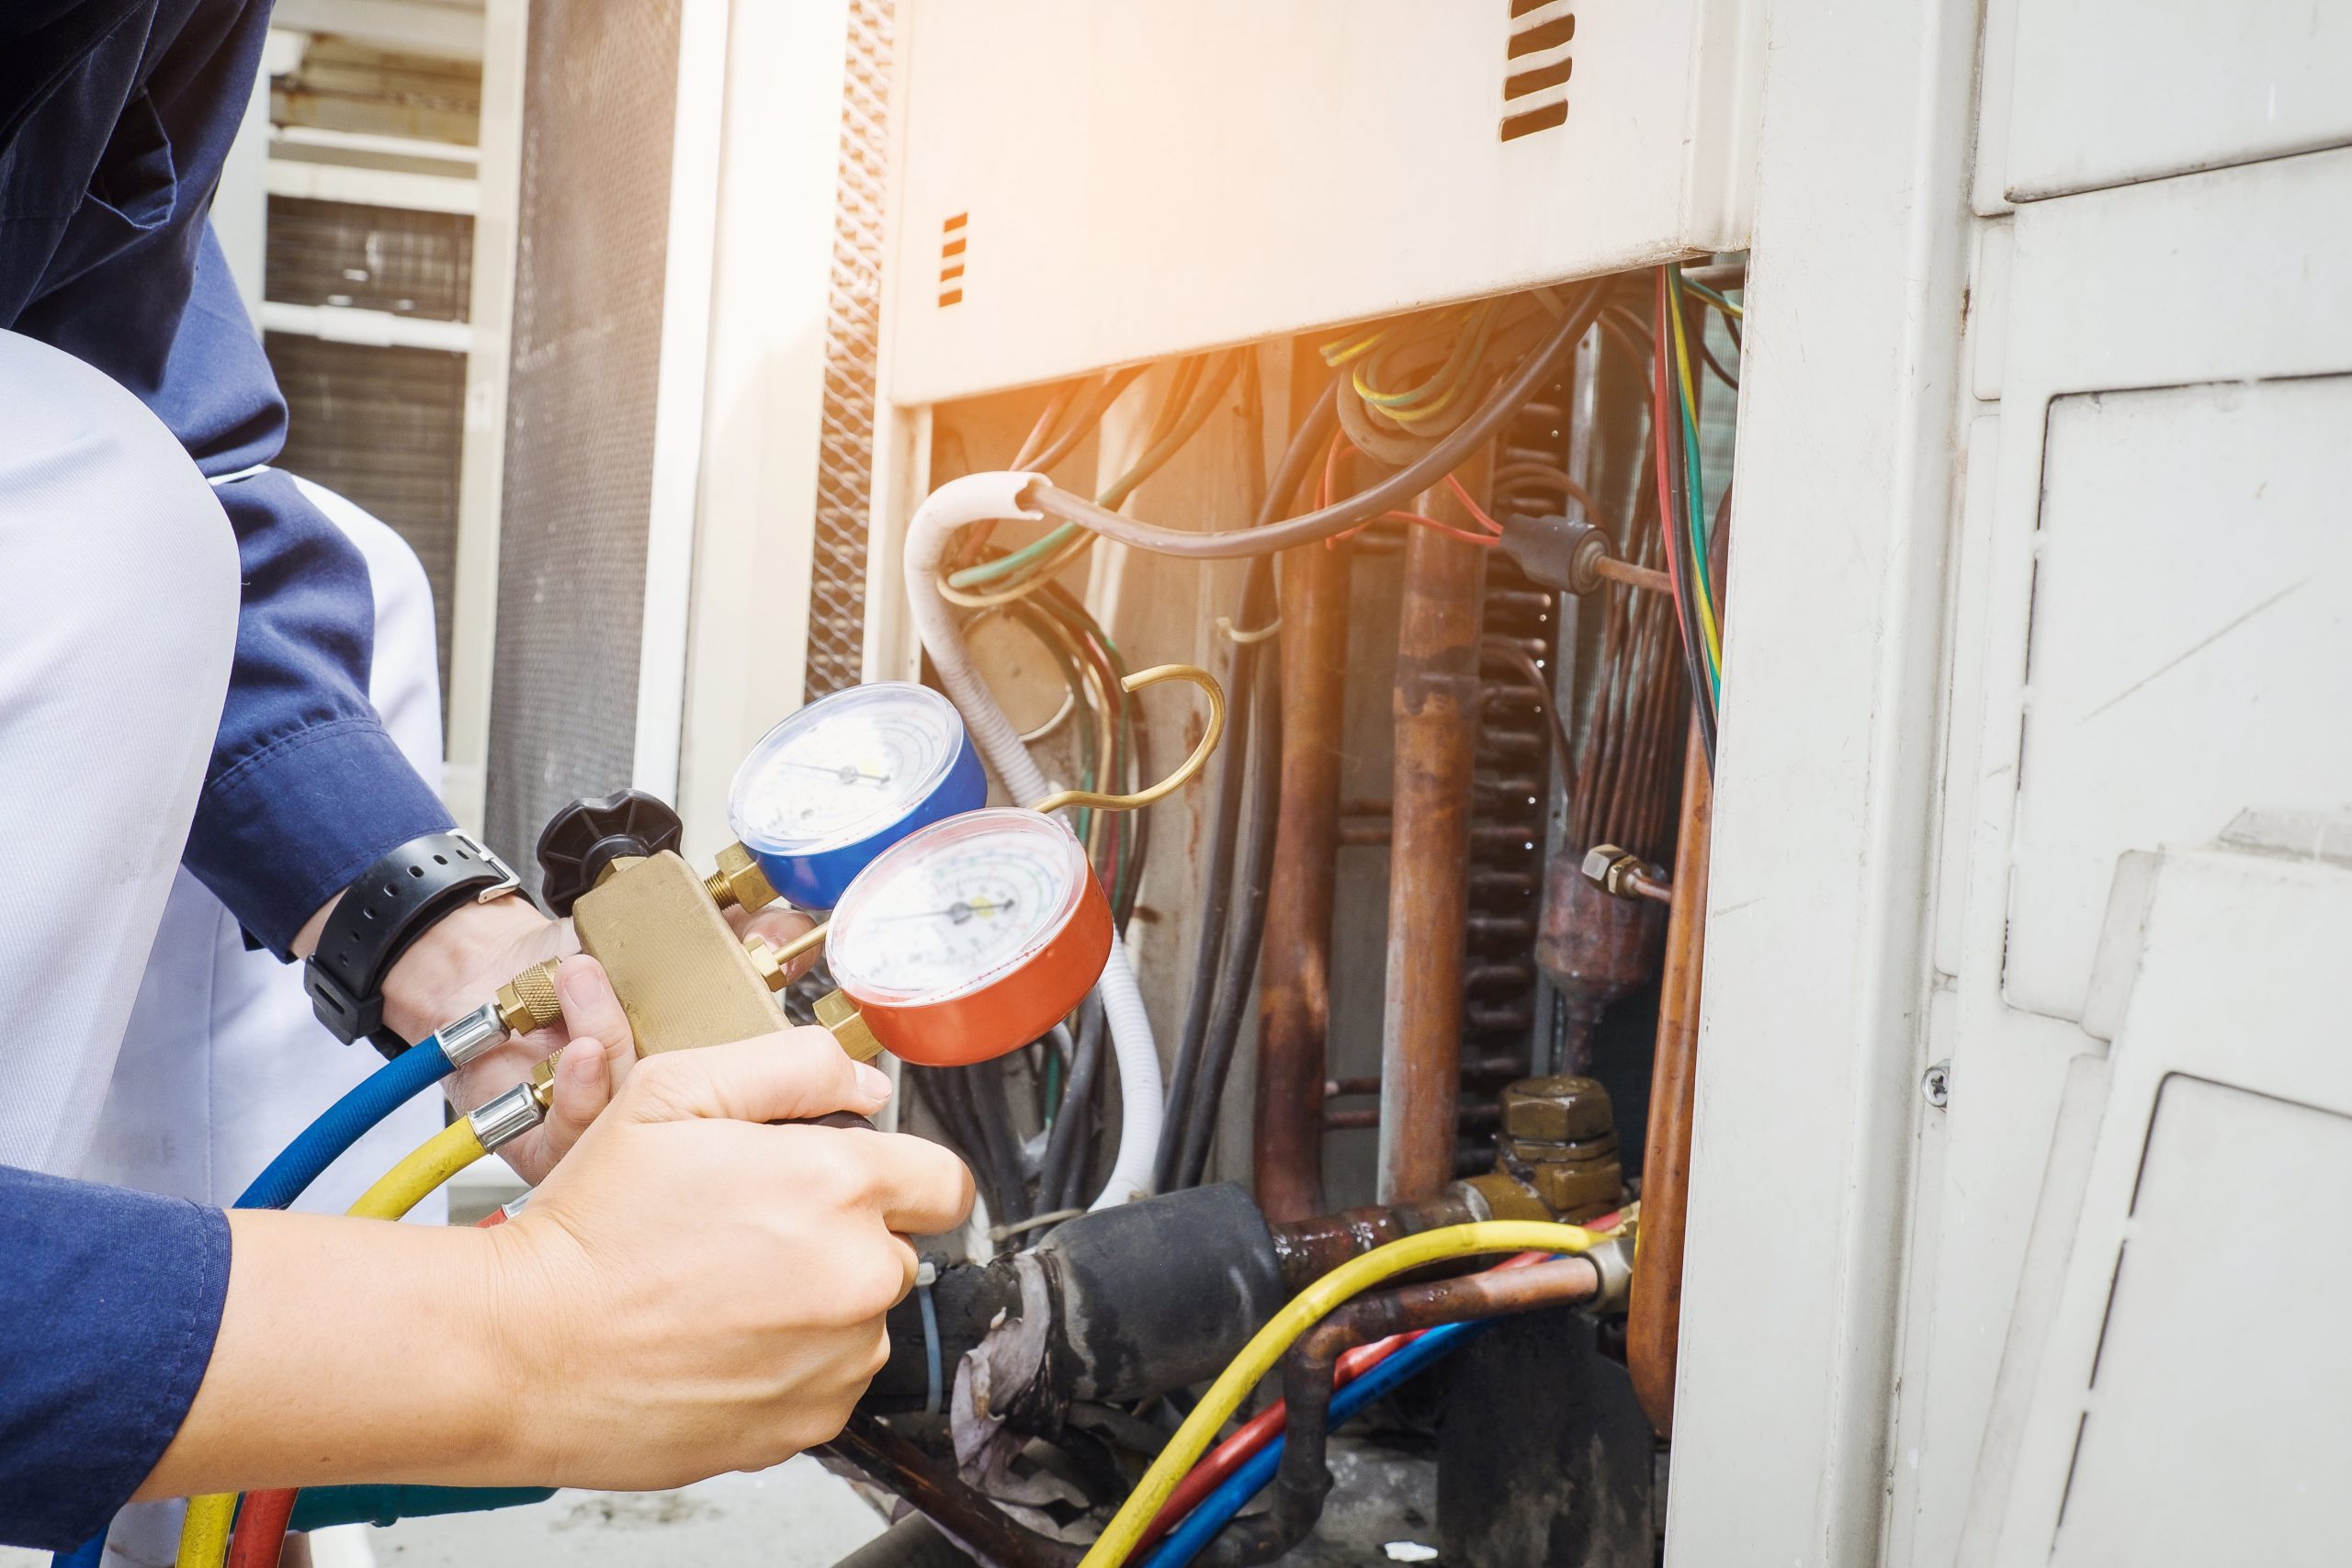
[502, 840, 870, 1103]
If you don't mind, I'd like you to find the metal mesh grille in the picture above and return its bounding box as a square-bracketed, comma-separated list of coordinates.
[265, 197, 473, 320]
[801, 0, 897, 699]
[266, 333, 467, 717]
[485, 0, 682, 889]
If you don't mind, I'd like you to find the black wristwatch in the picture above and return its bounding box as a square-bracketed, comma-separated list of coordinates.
[304, 830, 523, 1057]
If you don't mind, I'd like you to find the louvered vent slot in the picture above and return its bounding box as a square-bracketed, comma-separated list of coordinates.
[1500, 2, 1573, 142]
[938, 212, 967, 307]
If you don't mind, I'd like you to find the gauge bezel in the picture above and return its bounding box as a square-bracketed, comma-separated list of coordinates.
[727, 682, 987, 910]
[829, 808, 1113, 1066]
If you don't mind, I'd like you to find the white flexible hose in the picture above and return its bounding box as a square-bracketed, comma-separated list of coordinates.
[901, 473, 1163, 1209]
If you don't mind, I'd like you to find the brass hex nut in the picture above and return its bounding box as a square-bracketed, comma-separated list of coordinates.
[705, 840, 781, 914]
[1499, 1075, 1616, 1145]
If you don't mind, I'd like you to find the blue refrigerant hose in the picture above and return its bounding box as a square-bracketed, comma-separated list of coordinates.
[233, 1035, 458, 1211]
[1137, 1318, 1493, 1568]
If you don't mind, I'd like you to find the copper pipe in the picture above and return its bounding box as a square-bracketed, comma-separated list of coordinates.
[1323, 1102, 1499, 1133]
[1338, 821, 1390, 848]
[1628, 718, 1712, 1436]
[1252, 536, 1353, 1223]
[1594, 555, 1675, 596]
[1378, 450, 1490, 1203]
[1270, 1189, 1489, 1292]
[823, 1414, 1075, 1568]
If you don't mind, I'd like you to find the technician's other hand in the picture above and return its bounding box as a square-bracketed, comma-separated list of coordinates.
[367, 895, 817, 1182]
[490, 1031, 973, 1486]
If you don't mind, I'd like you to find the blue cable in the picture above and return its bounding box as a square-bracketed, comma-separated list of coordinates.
[234, 1036, 455, 1211]
[1138, 1319, 1493, 1568]
[51, 1532, 105, 1568]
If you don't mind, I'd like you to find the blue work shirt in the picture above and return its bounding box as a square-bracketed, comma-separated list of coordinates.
[3, 2, 454, 1543]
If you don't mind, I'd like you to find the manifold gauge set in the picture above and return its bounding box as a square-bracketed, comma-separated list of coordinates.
[725, 681, 1119, 1068]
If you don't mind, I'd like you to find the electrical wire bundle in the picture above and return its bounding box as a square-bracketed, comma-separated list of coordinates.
[919, 353, 1253, 1229]
[1647, 263, 1735, 766]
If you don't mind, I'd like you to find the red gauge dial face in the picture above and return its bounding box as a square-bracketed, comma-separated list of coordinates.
[828, 809, 1110, 1066]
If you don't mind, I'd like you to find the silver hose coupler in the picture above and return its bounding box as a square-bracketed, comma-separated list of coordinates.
[433, 1002, 508, 1068]
[467, 1081, 546, 1153]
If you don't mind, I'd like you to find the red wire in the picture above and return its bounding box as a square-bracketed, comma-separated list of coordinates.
[1131, 1245, 1596, 1555]
[227, 1490, 297, 1568]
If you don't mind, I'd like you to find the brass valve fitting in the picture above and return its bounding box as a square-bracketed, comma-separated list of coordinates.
[704, 841, 781, 914]
[495, 960, 564, 1036]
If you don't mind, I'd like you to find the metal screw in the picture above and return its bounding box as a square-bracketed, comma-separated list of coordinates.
[1921, 1060, 1951, 1110]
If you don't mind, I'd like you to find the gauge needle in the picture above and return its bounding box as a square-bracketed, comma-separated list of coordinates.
[875, 898, 1013, 925]
[786, 761, 893, 785]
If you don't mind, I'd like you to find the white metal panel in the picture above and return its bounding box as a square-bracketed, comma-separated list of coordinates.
[1960, 148, 2352, 1029]
[2052, 1076, 2352, 1565]
[2002, 0, 2352, 203]
[1910, 142, 2352, 1568]
[629, 0, 730, 802]
[884, 0, 1760, 402]
[673, 0, 854, 859]
[443, 0, 527, 834]
[1664, 0, 1982, 1559]
[1982, 837, 2352, 1566]
[2005, 377, 2352, 1021]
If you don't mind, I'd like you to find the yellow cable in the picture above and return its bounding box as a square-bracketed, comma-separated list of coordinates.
[1077, 1219, 1596, 1568]
[175, 1497, 234, 1568]
[176, 1119, 490, 1568]
[347, 1118, 489, 1220]
[1666, 289, 1725, 675]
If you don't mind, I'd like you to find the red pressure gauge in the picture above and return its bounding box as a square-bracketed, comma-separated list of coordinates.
[823, 808, 1113, 1066]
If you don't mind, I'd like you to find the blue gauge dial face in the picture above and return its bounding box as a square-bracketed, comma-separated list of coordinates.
[729, 684, 965, 856]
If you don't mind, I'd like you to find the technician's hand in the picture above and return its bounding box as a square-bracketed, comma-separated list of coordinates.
[490, 1031, 974, 1486]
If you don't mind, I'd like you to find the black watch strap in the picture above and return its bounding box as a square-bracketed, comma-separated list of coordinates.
[304, 830, 522, 1057]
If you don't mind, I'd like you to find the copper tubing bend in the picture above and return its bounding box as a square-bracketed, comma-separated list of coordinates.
[1254, 536, 1353, 1222]
[1627, 718, 1713, 1436]
[1205, 1257, 1602, 1566]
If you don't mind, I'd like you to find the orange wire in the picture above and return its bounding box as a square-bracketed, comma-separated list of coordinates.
[1442, 472, 1506, 536]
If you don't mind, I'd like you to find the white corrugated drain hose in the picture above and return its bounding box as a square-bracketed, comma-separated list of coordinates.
[900, 472, 1162, 1209]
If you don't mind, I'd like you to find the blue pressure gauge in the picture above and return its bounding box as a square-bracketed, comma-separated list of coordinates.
[728, 682, 988, 911]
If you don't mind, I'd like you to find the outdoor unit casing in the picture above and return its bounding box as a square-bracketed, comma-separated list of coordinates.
[885, 0, 1763, 403]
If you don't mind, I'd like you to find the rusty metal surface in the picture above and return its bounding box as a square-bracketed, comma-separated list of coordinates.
[1628, 719, 1712, 1436]
[1269, 1189, 1487, 1292]
[1378, 453, 1491, 1202]
[1254, 537, 1354, 1223]
[1534, 852, 1667, 1073]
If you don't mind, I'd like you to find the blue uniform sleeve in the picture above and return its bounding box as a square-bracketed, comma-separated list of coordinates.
[0, 1167, 231, 1551]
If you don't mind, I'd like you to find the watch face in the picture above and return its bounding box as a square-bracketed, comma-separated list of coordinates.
[827, 809, 1091, 1005]
[729, 682, 967, 856]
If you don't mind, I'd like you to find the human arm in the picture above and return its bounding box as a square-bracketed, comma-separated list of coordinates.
[133, 1029, 971, 1500]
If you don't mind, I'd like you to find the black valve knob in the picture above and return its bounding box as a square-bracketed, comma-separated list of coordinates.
[535, 789, 684, 915]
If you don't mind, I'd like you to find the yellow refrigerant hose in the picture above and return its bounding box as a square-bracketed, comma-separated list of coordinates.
[176, 1118, 491, 1568]
[1078, 1219, 1599, 1568]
